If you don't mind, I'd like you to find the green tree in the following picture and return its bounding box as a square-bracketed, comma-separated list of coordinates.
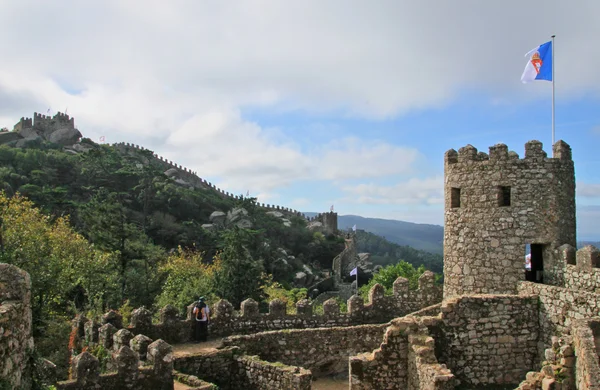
[213, 227, 264, 307]
[358, 261, 433, 299]
[155, 247, 220, 314]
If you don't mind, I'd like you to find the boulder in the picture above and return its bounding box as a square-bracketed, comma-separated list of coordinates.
[266, 211, 284, 218]
[164, 168, 178, 177]
[209, 211, 226, 225]
[235, 219, 253, 229]
[0, 131, 22, 145]
[295, 272, 308, 286]
[18, 127, 40, 139]
[15, 136, 42, 148]
[72, 143, 94, 153]
[201, 224, 215, 230]
[226, 207, 248, 224]
[47, 127, 82, 145]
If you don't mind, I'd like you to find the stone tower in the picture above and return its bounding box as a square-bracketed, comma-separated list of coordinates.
[443, 140, 575, 298]
[321, 211, 338, 235]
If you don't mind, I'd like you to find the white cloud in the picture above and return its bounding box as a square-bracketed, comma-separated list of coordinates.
[163, 108, 421, 192]
[340, 177, 443, 205]
[1, 0, 600, 130]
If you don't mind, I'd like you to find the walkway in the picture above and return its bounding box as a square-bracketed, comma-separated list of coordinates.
[172, 338, 224, 358]
[311, 377, 349, 390]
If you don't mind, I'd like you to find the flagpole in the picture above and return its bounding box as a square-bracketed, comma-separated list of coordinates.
[551, 35, 555, 149]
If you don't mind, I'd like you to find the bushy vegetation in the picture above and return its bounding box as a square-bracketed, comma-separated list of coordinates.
[354, 230, 443, 273]
[358, 261, 440, 299]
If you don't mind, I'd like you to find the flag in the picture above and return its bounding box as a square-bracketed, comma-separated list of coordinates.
[350, 267, 357, 276]
[99, 136, 106, 143]
[352, 224, 357, 232]
[521, 41, 552, 83]
[246, 190, 249, 197]
[330, 205, 334, 212]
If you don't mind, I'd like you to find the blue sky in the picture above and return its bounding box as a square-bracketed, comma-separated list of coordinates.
[0, 1, 599, 239]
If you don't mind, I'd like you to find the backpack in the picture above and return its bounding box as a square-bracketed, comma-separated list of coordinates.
[195, 302, 206, 320]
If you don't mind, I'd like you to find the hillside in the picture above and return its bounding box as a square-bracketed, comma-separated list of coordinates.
[353, 230, 443, 274]
[335, 214, 444, 254]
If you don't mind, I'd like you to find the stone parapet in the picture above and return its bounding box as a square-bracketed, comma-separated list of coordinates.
[56, 339, 173, 390]
[437, 294, 539, 387]
[517, 281, 600, 346]
[223, 323, 389, 377]
[572, 318, 600, 390]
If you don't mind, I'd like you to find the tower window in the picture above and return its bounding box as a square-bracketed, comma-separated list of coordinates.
[451, 187, 461, 208]
[498, 186, 511, 207]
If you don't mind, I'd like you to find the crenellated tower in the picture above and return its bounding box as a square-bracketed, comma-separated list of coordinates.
[443, 140, 576, 297]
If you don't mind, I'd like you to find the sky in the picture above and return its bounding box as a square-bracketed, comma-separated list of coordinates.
[0, 1, 599, 239]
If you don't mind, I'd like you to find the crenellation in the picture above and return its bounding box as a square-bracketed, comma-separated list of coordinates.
[98, 323, 117, 349]
[457, 144, 478, 162]
[554, 139, 573, 160]
[268, 298, 287, 317]
[113, 328, 134, 351]
[444, 149, 458, 164]
[524, 139, 547, 159]
[348, 294, 365, 314]
[240, 298, 260, 318]
[489, 143, 509, 160]
[323, 298, 340, 316]
[576, 245, 600, 269]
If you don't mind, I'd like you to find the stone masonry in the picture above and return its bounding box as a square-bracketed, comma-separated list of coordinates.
[0, 263, 33, 390]
[443, 140, 576, 297]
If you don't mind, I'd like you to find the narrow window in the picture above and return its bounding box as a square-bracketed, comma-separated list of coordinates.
[451, 188, 461, 208]
[498, 186, 511, 207]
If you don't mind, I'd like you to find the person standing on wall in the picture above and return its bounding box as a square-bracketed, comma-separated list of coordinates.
[193, 297, 210, 342]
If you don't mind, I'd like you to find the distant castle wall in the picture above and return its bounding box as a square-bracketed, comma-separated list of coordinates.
[443, 140, 576, 298]
[0, 263, 33, 390]
[112, 142, 308, 218]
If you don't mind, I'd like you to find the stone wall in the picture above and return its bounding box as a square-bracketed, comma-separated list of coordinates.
[173, 347, 237, 388]
[223, 323, 389, 377]
[517, 281, 600, 346]
[572, 318, 600, 390]
[56, 339, 173, 390]
[349, 315, 454, 390]
[436, 294, 540, 387]
[173, 348, 311, 389]
[83, 280, 441, 346]
[564, 245, 600, 294]
[443, 140, 576, 297]
[0, 263, 33, 390]
[235, 355, 312, 390]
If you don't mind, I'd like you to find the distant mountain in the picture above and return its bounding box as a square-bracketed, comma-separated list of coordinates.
[579, 241, 600, 249]
[305, 213, 444, 255]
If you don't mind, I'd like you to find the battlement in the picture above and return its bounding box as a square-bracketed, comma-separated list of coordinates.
[445, 140, 572, 165]
[56, 339, 173, 390]
[13, 117, 33, 132]
[78, 276, 441, 346]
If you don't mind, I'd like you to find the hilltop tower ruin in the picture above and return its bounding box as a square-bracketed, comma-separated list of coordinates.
[443, 140, 576, 297]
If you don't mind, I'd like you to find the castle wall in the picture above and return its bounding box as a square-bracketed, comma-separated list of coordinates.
[443, 140, 576, 297]
[572, 318, 600, 390]
[84, 280, 441, 346]
[349, 316, 454, 390]
[436, 294, 540, 387]
[222, 323, 389, 377]
[0, 263, 33, 390]
[517, 281, 600, 346]
[56, 339, 173, 390]
[173, 347, 312, 390]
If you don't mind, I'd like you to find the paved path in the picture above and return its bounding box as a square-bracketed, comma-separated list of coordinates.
[172, 338, 224, 357]
[311, 377, 349, 390]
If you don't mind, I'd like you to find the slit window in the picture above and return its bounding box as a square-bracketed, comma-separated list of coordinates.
[498, 186, 511, 207]
[451, 187, 461, 208]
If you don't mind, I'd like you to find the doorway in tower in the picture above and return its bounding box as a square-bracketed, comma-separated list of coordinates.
[525, 243, 545, 283]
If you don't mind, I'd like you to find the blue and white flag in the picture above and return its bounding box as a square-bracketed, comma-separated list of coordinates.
[521, 41, 552, 83]
[350, 267, 358, 276]
[352, 224, 357, 232]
